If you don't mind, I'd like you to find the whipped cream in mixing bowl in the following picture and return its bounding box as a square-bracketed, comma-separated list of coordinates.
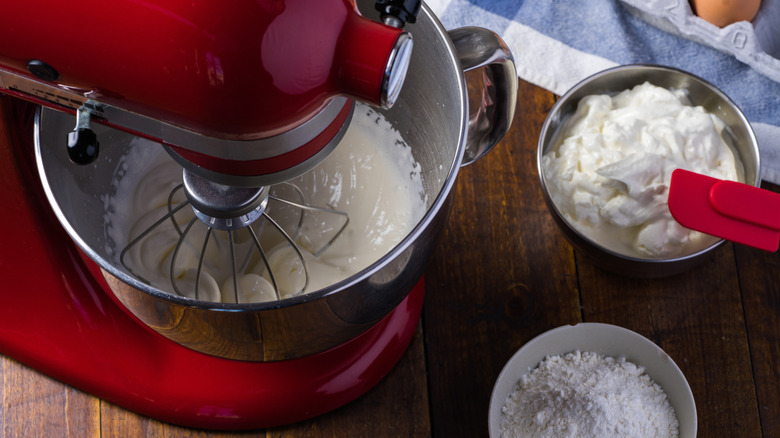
[542, 82, 742, 259]
[105, 105, 427, 303]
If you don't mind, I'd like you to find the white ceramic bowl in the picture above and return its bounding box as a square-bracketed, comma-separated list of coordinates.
[489, 323, 696, 437]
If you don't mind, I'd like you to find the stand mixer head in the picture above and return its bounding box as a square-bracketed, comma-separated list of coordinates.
[0, 0, 419, 302]
[0, 0, 416, 184]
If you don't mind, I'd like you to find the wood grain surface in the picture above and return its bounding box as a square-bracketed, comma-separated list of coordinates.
[2, 78, 779, 437]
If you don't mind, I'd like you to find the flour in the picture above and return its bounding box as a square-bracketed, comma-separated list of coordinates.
[500, 351, 678, 438]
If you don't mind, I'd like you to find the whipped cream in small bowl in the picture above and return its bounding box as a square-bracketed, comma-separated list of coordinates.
[537, 64, 760, 277]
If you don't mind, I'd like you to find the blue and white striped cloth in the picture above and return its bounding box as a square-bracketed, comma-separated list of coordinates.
[428, 0, 780, 183]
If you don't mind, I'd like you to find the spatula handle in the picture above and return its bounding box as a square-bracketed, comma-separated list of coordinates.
[669, 169, 780, 252]
[709, 180, 780, 231]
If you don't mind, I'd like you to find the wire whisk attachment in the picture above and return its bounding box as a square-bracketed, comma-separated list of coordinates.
[119, 170, 349, 303]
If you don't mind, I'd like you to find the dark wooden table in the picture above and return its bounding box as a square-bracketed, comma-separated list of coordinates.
[2, 78, 779, 437]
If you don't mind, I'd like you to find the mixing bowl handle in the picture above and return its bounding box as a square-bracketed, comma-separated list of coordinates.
[449, 27, 518, 166]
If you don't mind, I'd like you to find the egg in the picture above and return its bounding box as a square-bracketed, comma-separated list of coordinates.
[690, 0, 762, 27]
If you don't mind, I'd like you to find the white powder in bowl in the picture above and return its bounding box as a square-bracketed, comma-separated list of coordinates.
[500, 350, 679, 438]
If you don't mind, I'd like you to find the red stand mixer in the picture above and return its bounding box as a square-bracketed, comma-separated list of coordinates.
[0, 0, 517, 429]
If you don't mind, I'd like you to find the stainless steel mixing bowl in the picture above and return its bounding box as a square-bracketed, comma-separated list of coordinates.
[36, 1, 517, 361]
[537, 64, 760, 278]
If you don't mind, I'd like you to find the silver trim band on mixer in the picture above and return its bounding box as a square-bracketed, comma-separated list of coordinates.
[163, 103, 354, 187]
[154, 97, 352, 161]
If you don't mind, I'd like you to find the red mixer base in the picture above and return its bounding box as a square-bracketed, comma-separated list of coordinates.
[0, 100, 425, 430]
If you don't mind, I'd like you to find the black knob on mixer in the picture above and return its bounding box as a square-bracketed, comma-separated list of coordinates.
[27, 60, 59, 82]
[67, 105, 99, 165]
[375, 0, 420, 27]
[67, 128, 99, 165]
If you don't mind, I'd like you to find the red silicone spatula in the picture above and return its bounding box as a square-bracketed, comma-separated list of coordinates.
[668, 169, 780, 252]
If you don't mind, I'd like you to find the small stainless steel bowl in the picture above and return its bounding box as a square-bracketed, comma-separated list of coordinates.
[537, 64, 760, 277]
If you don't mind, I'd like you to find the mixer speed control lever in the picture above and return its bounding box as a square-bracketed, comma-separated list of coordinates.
[67, 105, 99, 165]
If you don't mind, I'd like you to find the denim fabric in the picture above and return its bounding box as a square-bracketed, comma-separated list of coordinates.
[430, 0, 780, 182]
